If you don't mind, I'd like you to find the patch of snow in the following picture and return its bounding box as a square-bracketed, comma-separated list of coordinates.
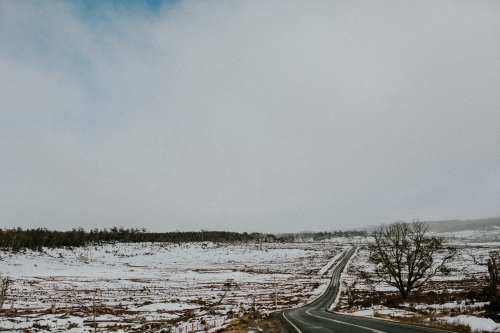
[440, 315, 500, 332]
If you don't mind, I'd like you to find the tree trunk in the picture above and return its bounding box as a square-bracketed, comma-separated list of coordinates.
[488, 261, 498, 289]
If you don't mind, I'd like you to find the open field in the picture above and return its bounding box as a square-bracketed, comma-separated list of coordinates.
[1, 229, 499, 332]
[0, 240, 353, 332]
[334, 229, 500, 332]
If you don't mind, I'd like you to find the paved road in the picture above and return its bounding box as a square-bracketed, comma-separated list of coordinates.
[279, 246, 452, 333]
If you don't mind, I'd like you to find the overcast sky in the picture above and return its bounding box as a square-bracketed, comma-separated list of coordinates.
[1, 0, 500, 233]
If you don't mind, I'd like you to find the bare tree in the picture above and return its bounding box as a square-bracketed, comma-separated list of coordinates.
[368, 220, 455, 299]
[467, 250, 500, 318]
[217, 279, 238, 305]
[0, 275, 12, 310]
[486, 252, 500, 290]
[466, 250, 500, 290]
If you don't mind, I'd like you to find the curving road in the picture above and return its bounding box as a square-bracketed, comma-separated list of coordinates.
[279, 246, 452, 333]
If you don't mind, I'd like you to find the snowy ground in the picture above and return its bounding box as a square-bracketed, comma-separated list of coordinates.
[0, 240, 353, 332]
[2, 229, 499, 333]
[335, 229, 500, 332]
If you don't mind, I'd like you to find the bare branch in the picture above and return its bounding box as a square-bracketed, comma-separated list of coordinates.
[0, 275, 12, 310]
[368, 220, 453, 299]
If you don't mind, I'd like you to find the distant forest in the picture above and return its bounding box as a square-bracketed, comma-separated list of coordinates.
[0, 227, 367, 252]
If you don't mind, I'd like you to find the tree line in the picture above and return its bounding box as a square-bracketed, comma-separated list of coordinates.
[0, 227, 367, 252]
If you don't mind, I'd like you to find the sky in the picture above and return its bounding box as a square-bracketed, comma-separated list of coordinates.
[1, 0, 500, 233]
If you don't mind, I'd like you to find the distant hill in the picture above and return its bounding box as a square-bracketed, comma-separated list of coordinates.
[425, 217, 500, 233]
[360, 217, 500, 233]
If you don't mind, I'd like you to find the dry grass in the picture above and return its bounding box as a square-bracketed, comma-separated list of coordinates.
[221, 312, 288, 333]
[374, 313, 473, 332]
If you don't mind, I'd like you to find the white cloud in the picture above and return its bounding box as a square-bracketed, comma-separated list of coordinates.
[1, 0, 500, 232]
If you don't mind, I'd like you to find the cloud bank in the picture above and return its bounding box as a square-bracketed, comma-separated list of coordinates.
[1, 0, 500, 232]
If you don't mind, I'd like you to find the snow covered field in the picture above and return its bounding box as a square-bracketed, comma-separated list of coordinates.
[336, 229, 500, 332]
[1, 229, 499, 333]
[0, 240, 352, 332]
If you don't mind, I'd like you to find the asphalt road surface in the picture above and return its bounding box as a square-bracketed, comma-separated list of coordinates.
[279, 246, 452, 333]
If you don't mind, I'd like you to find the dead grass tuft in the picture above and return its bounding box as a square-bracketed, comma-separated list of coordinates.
[377, 314, 472, 333]
[221, 312, 288, 333]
